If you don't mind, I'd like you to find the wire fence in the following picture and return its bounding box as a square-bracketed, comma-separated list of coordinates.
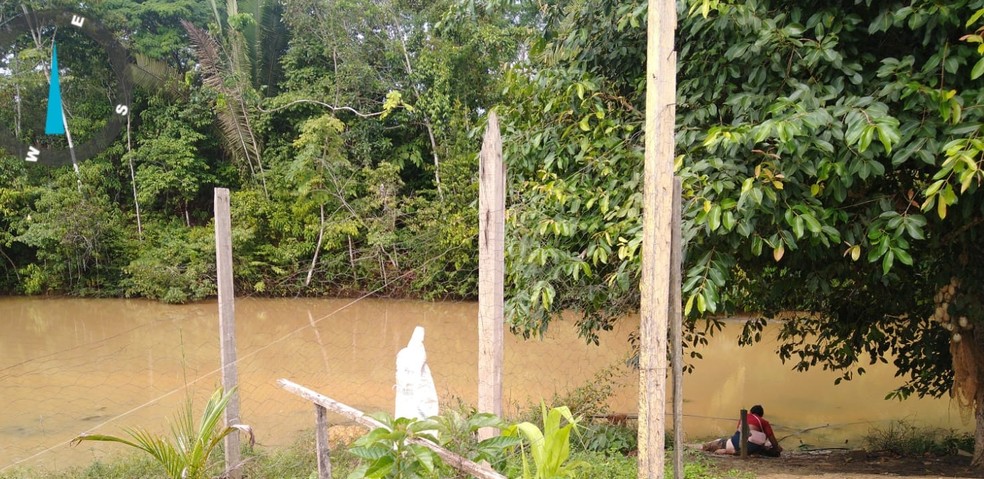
[0, 295, 638, 473]
[0, 295, 971, 473]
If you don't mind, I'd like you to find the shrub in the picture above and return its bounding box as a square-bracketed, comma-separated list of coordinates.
[575, 422, 638, 456]
[863, 420, 973, 456]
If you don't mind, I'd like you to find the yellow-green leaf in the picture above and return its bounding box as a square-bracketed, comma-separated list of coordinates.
[973, 57, 984, 80]
[578, 116, 591, 131]
[741, 177, 754, 194]
[708, 206, 722, 231]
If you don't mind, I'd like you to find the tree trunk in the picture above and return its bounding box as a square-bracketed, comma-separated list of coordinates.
[305, 204, 326, 288]
[975, 387, 984, 467]
[126, 115, 143, 239]
[972, 326, 984, 467]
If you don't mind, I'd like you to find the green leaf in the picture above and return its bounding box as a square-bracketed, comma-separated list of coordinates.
[972, 57, 984, 80]
[967, 8, 984, 27]
[925, 179, 945, 197]
[895, 247, 913, 266]
[478, 435, 523, 450]
[722, 211, 735, 231]
[408, 444, 437, 472]
[751, 236, 763, 256]
[876, 124, 900, 154]
[364, 455, 395, 478]
[792, 216, 805, 238]
[708, 205, 722, 231]
[882, 250, 895, 275]
[801, 212, 822, 233]
[741, 177, 754, 194]
[859, 125, 874, 152]
[578, 116, 591, 131]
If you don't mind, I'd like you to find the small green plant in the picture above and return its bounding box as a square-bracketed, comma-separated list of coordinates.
[429, 406, 522, 469]
[346, 413, 442, 479]
[71, 388, 252, 479]
[576, 422, 637, 456]
[512, 403, 587, 479]
[346, 408, 521, 479]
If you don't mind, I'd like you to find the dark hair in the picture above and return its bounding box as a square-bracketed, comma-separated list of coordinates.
[750, 405, 764, 416]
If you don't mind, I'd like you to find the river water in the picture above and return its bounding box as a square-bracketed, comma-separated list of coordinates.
[0, 297, 970, 471]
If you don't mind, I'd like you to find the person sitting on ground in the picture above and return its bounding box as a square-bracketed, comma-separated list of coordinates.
[701, 404, 783, 457]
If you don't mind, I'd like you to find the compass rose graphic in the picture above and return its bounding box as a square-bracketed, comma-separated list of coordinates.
[0, 9, 134, 166]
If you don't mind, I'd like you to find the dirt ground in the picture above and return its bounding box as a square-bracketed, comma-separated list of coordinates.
[701, 449, 984, 478]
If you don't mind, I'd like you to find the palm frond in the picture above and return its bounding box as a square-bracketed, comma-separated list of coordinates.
[181, 20, 224, 88]
[130, 53, 184, 98]
[181, 19, 266, 195]
[72, 388, 250, 479]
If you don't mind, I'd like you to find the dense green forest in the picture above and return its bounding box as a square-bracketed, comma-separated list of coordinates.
[0, 0, 524, 302]
[8, 0, 984, 461]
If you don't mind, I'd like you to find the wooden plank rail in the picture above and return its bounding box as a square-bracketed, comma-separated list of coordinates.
[278, 379, 507, 479]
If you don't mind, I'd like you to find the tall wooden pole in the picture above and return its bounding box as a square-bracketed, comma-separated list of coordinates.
[740, 409, 750, 458]
[214, 188, 242, 479]
[639, 0, 677, 476]
[670, 178, 684, 479]
[478, 112, 505, 440]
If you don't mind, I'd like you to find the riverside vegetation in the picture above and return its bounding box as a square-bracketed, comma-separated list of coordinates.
[7, 0, 984, 470]
[0, 367, 742, 479]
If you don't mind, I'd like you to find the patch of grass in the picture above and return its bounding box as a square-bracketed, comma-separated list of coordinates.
[863, 420, 973, 456]
[0, 454, 163, 479]
[571, 451, 636, 479]
[3, 445, 758, 479]
[567, 450, 754, 479]
[241, 435, 318, 479]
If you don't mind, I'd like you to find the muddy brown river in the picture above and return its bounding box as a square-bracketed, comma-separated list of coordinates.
[0, 297, 970, 471]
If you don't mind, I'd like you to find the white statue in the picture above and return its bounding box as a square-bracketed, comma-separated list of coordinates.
[395, 326, 439, 420]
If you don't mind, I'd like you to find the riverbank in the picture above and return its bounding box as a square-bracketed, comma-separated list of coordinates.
[704, 449, 984, 478]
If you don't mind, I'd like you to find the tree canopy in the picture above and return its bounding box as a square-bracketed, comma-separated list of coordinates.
[498, 0, 984, 464]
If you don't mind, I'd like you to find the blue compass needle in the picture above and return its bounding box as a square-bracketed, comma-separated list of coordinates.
[45, 41, 65, 135]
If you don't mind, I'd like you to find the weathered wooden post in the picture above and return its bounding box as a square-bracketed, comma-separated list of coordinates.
[478, 112, 505, 440]
[214, 187, 242, 478]
[740, 409, 750, 458]
[639, 0, 677, 475]
[670, 178, 684, 479]
[315, 405, 331, 479]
